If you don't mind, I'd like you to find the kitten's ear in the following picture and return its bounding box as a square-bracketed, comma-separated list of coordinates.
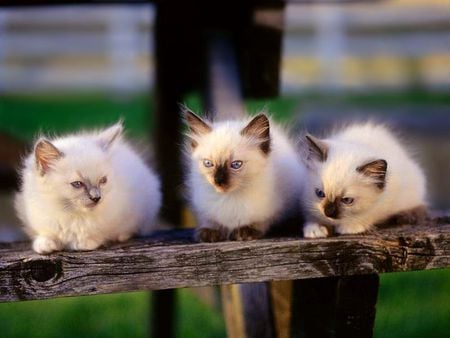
[35, 139, 63, 175]
[98, 122, 123, 150]
[184, 110, 212, 149]
[304, 134, 328, 162]
[241, 114, 271, 154]
[184, 110, 212, 136]
[357, 159, 388, 189]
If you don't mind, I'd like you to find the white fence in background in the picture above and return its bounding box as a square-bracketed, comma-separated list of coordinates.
[0, 6, 155, 93]
[0, 3, 449, 93]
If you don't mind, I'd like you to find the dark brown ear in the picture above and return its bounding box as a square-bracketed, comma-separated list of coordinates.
[305, 134, 328, 162]
[241, 114, 270, 154]
[184, 110, 212, 136]
[357, 159, 387, 189]
[35, 139, 63, 175]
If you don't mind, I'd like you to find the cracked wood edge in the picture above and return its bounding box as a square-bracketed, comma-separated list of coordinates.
[0, 223, 449, 302]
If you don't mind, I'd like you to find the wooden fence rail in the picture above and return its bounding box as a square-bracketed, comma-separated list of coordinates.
[1, 219, 449, 303]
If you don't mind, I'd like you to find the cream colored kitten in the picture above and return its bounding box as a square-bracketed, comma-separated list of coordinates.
[301, 122, 428, 238]
[184, 111, 306, 242]
[15, 122, 161, 254]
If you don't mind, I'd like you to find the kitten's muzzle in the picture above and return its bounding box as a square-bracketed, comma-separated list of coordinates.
[88, 187, 101, 203]
[90, 196, 101, 203]
[324, 201, 339, 219]
[214, 166, 229, 188]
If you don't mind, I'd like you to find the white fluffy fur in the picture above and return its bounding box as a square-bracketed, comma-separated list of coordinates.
[186, 115, 306, 235]
[15, 123, 161, 254]
[302, 122, 427, 238]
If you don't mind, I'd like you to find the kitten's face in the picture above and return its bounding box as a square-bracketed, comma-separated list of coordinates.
[34, 123, 122, 212]
[308, 174, 382, 224]
[195, 142, 267, 193]
[303, 134, 387, 223]
[51, 154, 112, 211]
[185, 111, 271, 193]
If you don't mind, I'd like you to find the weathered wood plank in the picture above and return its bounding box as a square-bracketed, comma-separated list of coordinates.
[0, 222, 449, 303]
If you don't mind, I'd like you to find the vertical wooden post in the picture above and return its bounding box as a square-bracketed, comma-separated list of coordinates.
[221, 283, 276, 338]
[221, 285, 246, 338]
[270, 280, 293, 338]
[153, 1, 200, 337]
[292, 275, 379, 338]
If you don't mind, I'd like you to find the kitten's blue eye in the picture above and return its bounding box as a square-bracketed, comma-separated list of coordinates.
[203, 159, 213, 168]
[341, 197, 354, 205]
[71, 181, 84, 189]
[230, 160, 243, 170]
[315, 188, 325, 199]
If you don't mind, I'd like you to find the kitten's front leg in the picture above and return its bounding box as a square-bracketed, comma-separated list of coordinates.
[303, 222, 329, 238]
[33, 236, 63, 254]
[195, 222, 228, 242]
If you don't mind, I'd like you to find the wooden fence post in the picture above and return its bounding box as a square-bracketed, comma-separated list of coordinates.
[292, 275, 380, 338]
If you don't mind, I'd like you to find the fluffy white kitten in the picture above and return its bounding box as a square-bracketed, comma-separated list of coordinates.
[15, 122, 161, 254]
[301, 122, 427, 238]
[184, 110, 306, 242]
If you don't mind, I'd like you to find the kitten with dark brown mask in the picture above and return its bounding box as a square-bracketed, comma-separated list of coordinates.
[301, 122, 428, 238]
[184, 110, 306, 242]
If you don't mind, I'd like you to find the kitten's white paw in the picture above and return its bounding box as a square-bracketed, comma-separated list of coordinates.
[336, 224, 367, 235]
[73, 238, 102, 251]
[117, 233, 132, 242]
[303, 223, 329, 238]
[33, 236, 62, 254]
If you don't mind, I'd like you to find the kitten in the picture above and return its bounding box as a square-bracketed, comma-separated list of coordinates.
[301, 122, 428, 238]
[15, 122, 161, 254]
[184, 110, 306, 242]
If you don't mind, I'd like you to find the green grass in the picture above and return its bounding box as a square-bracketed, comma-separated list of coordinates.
[0, 93, 154, 141]
[0, 292, 148, 338]
[375, 269, 450, 338]
[0, 289, 226, 338]
[1, 90, 447, 142]
[0, 90, 449, 337]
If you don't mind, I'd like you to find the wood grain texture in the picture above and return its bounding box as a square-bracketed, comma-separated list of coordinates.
[0, 222, 449, 303]
[271, 280, 293, 338]
[222, 285, 246, 338]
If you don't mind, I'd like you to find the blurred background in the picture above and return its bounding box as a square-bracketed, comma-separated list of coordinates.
[0, 0, 449, 337]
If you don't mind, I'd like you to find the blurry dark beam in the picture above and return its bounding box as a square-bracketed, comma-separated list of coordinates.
[0, 133, 27, 191]
[151, 1, 181, 336]
[0, 167, 18, 191]
[151, 0, 206, 336]
[239, 4, 285, 98]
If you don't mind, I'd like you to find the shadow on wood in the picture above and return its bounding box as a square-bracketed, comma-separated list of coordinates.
[292, 275, 379, 338]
